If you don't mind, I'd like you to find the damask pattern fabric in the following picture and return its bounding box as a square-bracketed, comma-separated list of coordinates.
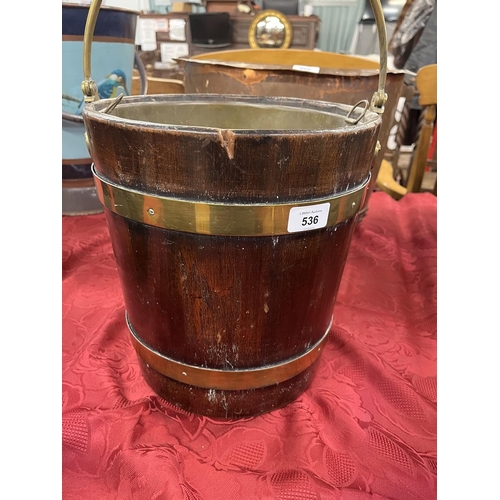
[62, 192, 437, 499]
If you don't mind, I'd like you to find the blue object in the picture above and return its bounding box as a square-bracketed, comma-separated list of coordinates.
[62, 3, 137, 166]
[62, 2, 138, 215]
[75, 69, 129, 115]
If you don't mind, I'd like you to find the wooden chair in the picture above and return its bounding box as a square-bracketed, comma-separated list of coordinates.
[376, 63, 437, 199]
[131, 70, 185, 96]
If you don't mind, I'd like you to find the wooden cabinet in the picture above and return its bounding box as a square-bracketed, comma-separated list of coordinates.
[137, 12, 320, 74]
[229, 14, 319, 51]
[205, 0, 240, 13]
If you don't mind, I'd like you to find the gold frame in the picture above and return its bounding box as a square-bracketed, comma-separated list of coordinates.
[248, 10, 293, 50]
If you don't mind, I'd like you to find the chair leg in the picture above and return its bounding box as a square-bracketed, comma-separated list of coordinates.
[406, 105, 436, 193]
[376, 159, 408, 200]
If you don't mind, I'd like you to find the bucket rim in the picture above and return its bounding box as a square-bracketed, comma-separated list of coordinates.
[82, 94, 382, 136]
[177, 51, 414, 78]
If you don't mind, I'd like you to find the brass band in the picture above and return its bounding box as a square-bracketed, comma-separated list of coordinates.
[127, 313, 331, 390]
[92, 165, 369, 236]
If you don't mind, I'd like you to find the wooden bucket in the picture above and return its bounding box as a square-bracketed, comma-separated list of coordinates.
[84, 94, 380, 418]
[80, 0, 383, 418]
[179, 49, 408, 219]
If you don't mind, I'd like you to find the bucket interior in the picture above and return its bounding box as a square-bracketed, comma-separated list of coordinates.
[102, 99, 372, 131]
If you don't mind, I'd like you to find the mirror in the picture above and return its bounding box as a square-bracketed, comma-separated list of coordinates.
[248, 10, 293, 49]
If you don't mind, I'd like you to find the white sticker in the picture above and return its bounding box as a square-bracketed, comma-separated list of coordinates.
[292, 64, 320, 74]
[169, 19, 187, 41]
[287, 203, 330, 233]
[160, 42, 189, 63]
[155, 19, 168, 32]
[138, 18, 157, 48]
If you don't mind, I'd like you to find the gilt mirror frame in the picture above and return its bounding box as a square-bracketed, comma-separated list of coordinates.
[248, 10, 293, 50]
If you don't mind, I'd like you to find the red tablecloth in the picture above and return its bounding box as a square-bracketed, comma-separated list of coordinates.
[62, 191, 437, 500]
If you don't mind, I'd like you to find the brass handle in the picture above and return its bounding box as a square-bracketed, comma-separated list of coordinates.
[63, 54, 147, 124]
[63, 0, 146, 123]
[81, 0, 150, 101]
[368, 0, 388, 114]
[81, 0, 387, 114]
[81, 0, 102, 104]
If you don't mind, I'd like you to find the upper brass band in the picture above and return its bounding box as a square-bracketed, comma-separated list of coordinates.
[92, 165, 370, 237]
